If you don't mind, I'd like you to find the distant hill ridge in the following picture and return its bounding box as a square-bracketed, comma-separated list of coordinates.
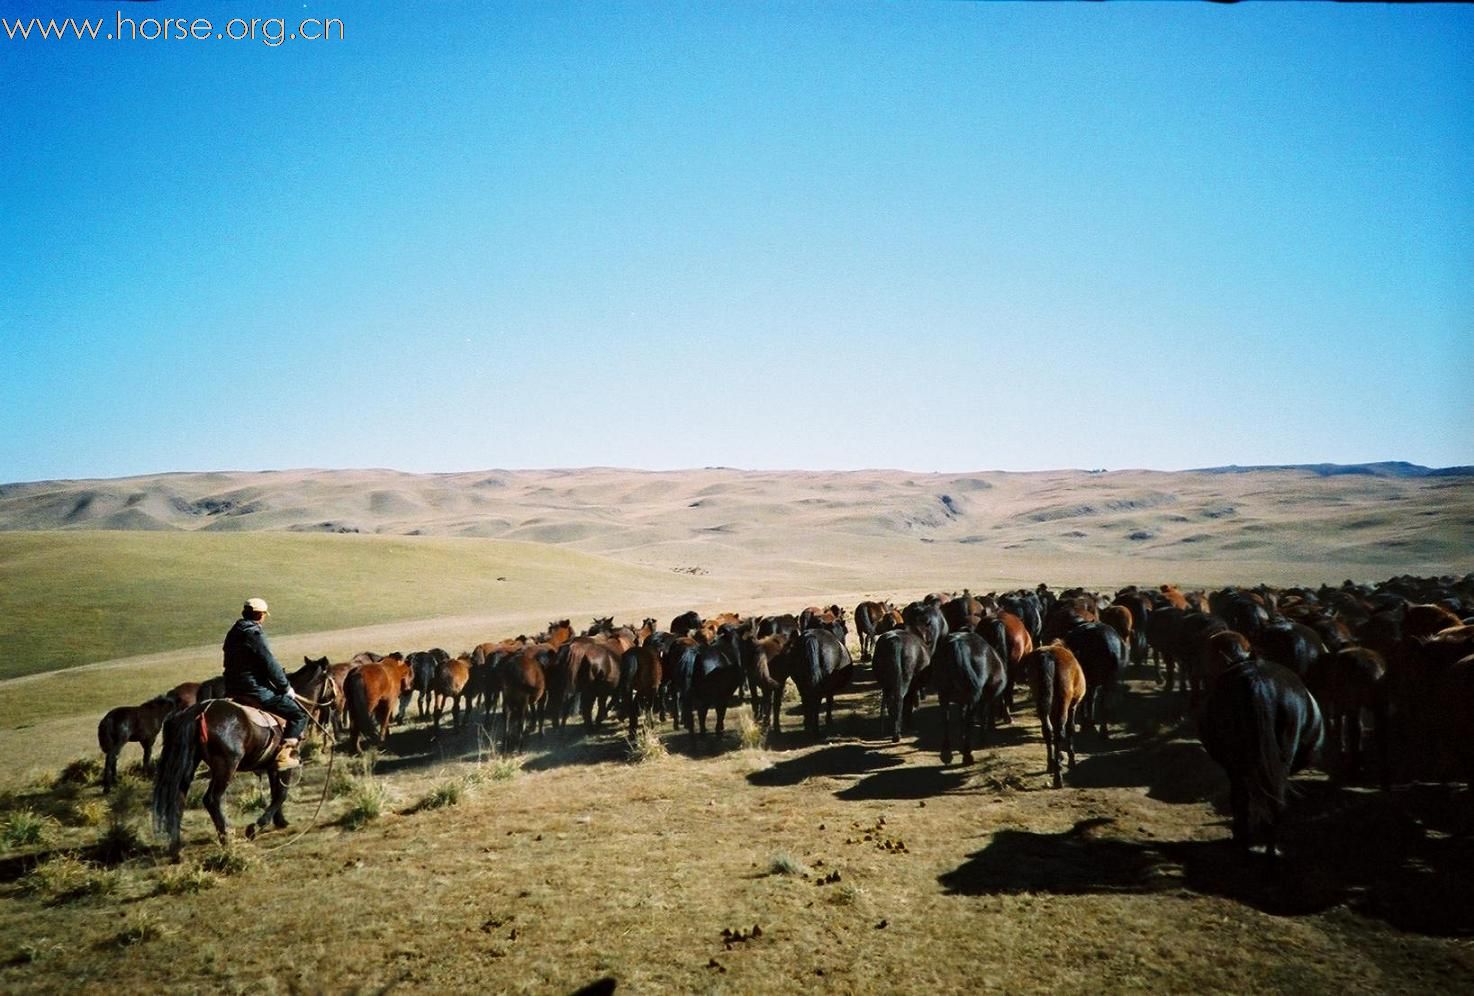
[1192, 461, 1474, 478]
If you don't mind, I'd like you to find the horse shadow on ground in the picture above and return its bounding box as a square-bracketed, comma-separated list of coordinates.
[747, 743, 906, 788]
[938, 782, 1474, 937]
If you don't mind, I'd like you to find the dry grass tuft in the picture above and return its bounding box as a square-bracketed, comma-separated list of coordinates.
[417, 779, 464, 812]
[1, 807, 59, 850]
[467, 755, 521, 785]
[109, 911, 168, 948]
[340, 775, 389, 830]
[55, 757, 101, 788]
[155, 864, 218, 895]
[200, 844, 258, 877]
[233, 779, 271, 815]
[737, 710, 767, 751]
[627, 726, 669, 763]
[19, 853, 120, 904]
[768, 851, 810, 877]
[95, 819, 148, 866]
[67, 798, 110, 828]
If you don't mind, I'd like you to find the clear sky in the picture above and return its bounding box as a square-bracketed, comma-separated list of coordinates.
[3, 1, 1471, 481]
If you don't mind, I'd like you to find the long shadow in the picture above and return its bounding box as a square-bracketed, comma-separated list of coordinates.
[746, 743, 903, 788]
[834, 763, 973, 801]
[938, 784, 1474, 937]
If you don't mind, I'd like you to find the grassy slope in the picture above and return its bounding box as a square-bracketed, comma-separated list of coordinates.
[0, 531, 689, 682]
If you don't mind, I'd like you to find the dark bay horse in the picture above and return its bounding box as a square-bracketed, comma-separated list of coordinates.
[98, 695, 179, 792]
[931, 632, 1007, 766]
[1199, 658, 1324, 856]
[150, 658, 332, 856]
[872, 629, 928, 743]
[345, 654, 414, 752]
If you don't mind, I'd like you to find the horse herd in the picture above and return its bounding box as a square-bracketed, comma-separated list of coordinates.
[97, 573, 1473, 858]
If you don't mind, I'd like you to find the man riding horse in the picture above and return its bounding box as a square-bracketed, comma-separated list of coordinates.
[223, 598, 308, 770]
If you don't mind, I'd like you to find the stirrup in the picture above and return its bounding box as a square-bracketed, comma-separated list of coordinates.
[275, 740, 301, 771]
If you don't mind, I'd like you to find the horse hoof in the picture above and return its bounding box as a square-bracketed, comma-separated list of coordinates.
[245, 824, 258, 841]
[940, 751, 953, 765]
[891, 734, 900, 744]
[962, 754, 975, 766]
[273, 815, 289, 830]
[1052, 774, 1064, 789]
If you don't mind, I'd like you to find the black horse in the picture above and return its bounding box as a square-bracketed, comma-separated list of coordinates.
[1199, 658, 1324, 857]
[930, 632, 1007, 766]
[150, 657, 332, 857]
[1062, 622, 1128, 738]
[872, 629, 929, 743]
[398, 648, 449, 722]
[684, 629, 743, 739]
[776, 629, 853, 735]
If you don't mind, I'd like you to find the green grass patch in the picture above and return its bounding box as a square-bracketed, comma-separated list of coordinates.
[0, 530, 675, 683]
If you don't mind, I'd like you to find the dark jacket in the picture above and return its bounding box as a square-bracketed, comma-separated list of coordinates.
[223, 618, 290, 696]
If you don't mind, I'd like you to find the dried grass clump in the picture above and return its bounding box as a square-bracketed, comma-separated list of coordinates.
[201, 844, 258, 877]
[418, 779, 464, 811]
[55, 757, 101, 788]
[467, 755, 521, 785]
[19, 853, 120, 904]
[340, 776, 389, 830]
[628, 726, 669, 763]
[67, 798, 110, 829]
[1, 808, 59, 850]
[156, 864, 218, 895]
[110, 911, 168, 948]
[737, 711, 766, 751]
[768, 852, 810, 877]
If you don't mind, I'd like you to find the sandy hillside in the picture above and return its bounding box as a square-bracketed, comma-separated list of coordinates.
[1, 464, 1470, 589]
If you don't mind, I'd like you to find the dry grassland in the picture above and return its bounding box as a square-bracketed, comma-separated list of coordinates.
[1, 672, 1471, 994]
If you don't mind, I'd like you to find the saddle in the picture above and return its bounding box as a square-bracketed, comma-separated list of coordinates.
[201, 697, 286, 769]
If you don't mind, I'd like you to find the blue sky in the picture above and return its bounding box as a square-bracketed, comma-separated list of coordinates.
[2, 1, 1470, 480]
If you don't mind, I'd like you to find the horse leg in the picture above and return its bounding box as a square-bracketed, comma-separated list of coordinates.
[1229, 778, 1249, 848]
[1064, 702, 1080, 771]
[1347, 707, 1364, 779]
[142, 735, 156, 775]
[103, 749, 117, 794]
[939, 695, 954, 765]
[716, 701, 728, 736]
[203, 757, 237, 847]
[960, 699, 975, 766]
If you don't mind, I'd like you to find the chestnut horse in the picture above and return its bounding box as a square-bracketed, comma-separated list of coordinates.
[498, 645, 550, 752]
[1024, 642, 1087, 788]
[431, 654, 473, 732]
[98, 695, 179, 792]
[345, 654, 414, 752]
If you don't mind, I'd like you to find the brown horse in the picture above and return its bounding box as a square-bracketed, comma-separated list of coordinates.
[344, 654, 413, 752]
[498, 645, 550, 752]
[98, 695, 179, 792]
[545, 620, 574, 650]
[166, 682, 201, 710]
[562, 636, 622, 727]
[627, 644, 664, 738]
[1024, 642, 1088, 788]
[1310, 647, 1388, 781]
[432, 654, 473, 732]
[150, 658, 331, 856]
[854, 600, 890, 662]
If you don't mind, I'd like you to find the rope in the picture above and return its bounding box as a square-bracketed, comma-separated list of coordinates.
[257, 704, 336, 854]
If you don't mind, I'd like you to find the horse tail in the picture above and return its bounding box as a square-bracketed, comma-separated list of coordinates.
[1243, 673, 1288, 837]
[347, 671, 382, 747]
[151, 705, 203, 849]
[1035, 652, 1057, 731]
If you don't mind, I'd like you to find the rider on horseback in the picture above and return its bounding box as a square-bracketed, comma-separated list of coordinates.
[223, 598, 309, 771]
